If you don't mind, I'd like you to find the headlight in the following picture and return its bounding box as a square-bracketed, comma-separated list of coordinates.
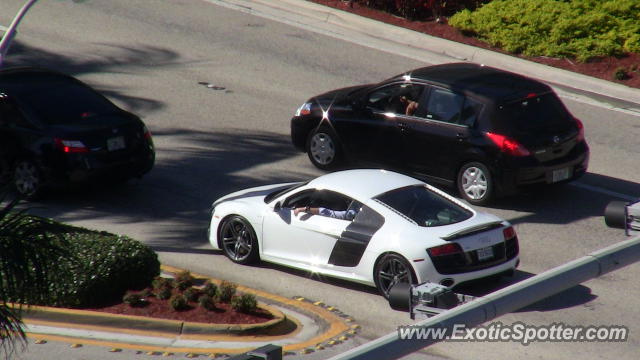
[295, 102, 312, 116]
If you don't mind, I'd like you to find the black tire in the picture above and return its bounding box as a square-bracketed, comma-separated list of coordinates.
[13, 159, 44, 200]
[457, 161, 494, 206]
[306, 126, 342, 170]
[374, 253, 417, 299]
[218, 215, 259, 265]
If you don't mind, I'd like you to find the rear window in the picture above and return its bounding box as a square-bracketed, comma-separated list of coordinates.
[374, 185, 472, 227]
[496, 93, 573, 134]
[7, 80, 117, 125]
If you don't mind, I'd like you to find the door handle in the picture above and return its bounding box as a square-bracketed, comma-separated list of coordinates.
[456, 133, 467, 141]
[398, 122, 408, 131]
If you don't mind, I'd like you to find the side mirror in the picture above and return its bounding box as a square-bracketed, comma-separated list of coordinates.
[273, 201, 282, 212]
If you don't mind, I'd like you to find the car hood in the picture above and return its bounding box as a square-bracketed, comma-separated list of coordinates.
[212, 182, 299, 208]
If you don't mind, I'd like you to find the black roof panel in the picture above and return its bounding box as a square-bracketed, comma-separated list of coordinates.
[403, 63, 551, 101]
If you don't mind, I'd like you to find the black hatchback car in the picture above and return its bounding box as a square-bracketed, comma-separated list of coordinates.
[291, 63, 589, 205]
[0, 67, 155, 198]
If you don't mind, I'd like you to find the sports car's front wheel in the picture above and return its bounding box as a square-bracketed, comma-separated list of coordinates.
[374, 253, 416, 299]
[219, 215, 259, 265]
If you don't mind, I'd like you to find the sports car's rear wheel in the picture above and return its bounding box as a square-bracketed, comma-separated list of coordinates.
[374, 253, 416, 299]
[219, 215, 259, 265]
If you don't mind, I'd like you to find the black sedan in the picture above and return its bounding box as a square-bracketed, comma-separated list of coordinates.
[291, 63, 589, 205]
[0, 67, 155, 198]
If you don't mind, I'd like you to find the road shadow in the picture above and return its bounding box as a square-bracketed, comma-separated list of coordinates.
[4, 42, 181, 114]
[25, 127, 310, 247]
[455, 270, 597, 313]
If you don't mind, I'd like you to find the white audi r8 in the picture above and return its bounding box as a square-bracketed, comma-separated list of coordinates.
[208, 169, 519, 297]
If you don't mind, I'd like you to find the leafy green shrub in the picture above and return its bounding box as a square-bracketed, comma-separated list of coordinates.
[202, 281, 218, 298]
[230, 294, 258, 313]
[218, 280, 237, 303]
[157, 287, 172, 300]
[2, 217, 160, 308]
[449, 0, 640, 61]
[174, 270, 195, 291]
[169, 294, 189, 311]
[123, 292, 147, 307]
[183, 287, 201, 302]
[198, 294, 217, 311]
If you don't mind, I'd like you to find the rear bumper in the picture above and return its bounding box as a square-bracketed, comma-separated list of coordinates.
[47, 147, 155, 185]
[495, 144, 589, 195]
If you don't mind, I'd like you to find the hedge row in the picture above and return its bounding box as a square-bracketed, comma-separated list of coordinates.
[449, 0, 640, 61]
[3, 217, 160, 308]
[360, 0, 488, 20]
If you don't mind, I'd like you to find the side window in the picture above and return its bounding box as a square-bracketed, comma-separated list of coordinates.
[423, 88, 464, 124]
[283, 189, 315, 208]
[366, 83, 425, 116]
[460, 97, 483, 126]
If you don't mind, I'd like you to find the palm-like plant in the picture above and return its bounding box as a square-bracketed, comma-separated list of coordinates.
[0, 190, 68, 356]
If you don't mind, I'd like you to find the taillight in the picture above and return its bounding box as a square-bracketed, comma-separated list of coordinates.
[428, 243, 463, 257]
[575, 118, 585, 142]
[143, 125, 152, 140]
[503, 226, 516, 240]
[485, 132, 531, 156]
[54, 138, 88, 153]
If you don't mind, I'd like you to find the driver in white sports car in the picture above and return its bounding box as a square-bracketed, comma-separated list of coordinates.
[293, 200, 362, 220]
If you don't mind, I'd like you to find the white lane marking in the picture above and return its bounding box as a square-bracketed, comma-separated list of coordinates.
[570, 182, 638, 201]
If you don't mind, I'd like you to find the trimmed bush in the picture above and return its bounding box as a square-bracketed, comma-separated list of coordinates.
[156, 287, 172, 300]
[231, 294, 258, 313]
[202, 281, 218, 298]
[449, 0, 640, 62]
[218, 280, 237, 303]
[169, 294, 189, 311]
[2, 216, 160, 308]
[152, 277, 174, 291]
[123, 292, 147, 307]
[174, 270, 195, 291]
[183, 287, 201, 302]
[198, 294, 217, 311]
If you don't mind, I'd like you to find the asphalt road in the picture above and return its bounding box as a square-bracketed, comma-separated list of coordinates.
[2, 0, 640, 359]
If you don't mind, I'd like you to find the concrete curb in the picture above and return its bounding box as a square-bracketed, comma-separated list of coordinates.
[20, 303, 287, 337]
[210, 0, 640, 107]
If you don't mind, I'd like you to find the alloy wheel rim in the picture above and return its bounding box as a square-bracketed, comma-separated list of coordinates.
[461, 166, 487, 200]
[221, 219, 253, 261]
[309, 133, 335, 165]
[14, 162, 39, 196]
[377, 257, 410, 296]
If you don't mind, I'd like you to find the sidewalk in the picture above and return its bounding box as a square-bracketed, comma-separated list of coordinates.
[209, 0, 640, 109]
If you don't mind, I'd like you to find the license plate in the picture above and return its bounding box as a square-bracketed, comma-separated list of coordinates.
[552, 167, 570, 183]
[477, 246, 494, 261]
[107, 136, 126, 151]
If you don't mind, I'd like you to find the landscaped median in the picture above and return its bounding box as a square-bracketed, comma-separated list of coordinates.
[17, 265, 361, 356]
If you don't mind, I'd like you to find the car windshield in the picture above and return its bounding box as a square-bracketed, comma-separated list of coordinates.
[497, 93, 573, 134]
[263, 181, 308, 203]
[7, 80, 117, 125]
[374, 185, 472, 227]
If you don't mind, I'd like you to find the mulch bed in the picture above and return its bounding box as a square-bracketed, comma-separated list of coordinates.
[308, 0, 640, 89]
[84, 296, 273, 325]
